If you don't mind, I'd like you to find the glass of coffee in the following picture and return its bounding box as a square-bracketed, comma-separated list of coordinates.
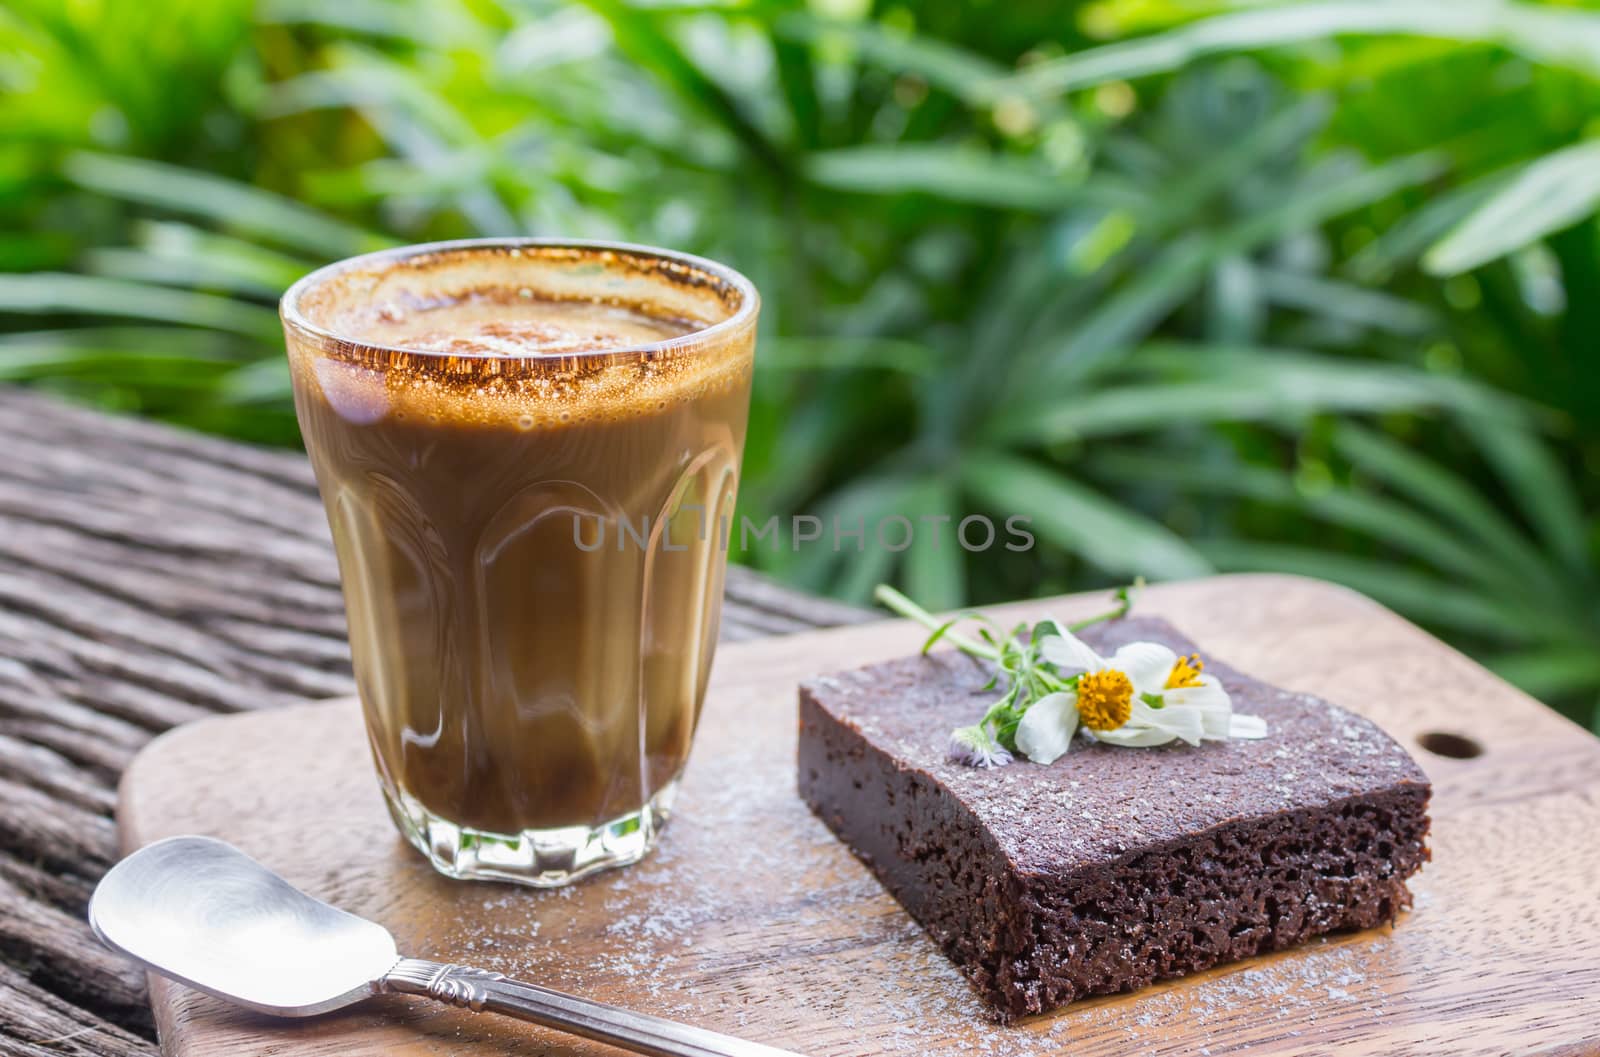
[280, 239, 757, 886]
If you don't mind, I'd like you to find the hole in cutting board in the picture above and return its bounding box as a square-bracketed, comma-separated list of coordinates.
[1416, 731, 1483, 759]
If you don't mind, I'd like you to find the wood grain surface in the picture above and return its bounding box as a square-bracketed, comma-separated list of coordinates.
[119, 575, 1600, 1057]
[0, 387, 866, 1057]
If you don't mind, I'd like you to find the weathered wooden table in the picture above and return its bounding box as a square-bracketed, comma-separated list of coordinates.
[0, 386, 868, 1057]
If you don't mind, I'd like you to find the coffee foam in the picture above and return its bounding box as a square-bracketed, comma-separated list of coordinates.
[289, 323, 752, 431]
[338, 290, 697, 356]
[285, 247, 754, 430]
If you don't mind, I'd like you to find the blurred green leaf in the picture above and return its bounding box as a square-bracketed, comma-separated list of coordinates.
[987, 1, 1600, 101]
[1458, 413, 1592, 577]
[1255, 270, 1436, 334]
[804, 145, 1099, 210]
[1197, 540, 1549, 640]
[1023, 151, 1444, 389]
[1345, 169, 1509, 281]
[1330, 422, 1566, 597]
[83, 235, 302, 297]
[259, 46, 481, 143]
[1424, 140, 1600, 275]
[0, 327, 242, 384]
[63, 152, 389, 259]
[579, 0, 788, 175]
[0, 274, 281, 339]
[758, 337, 937, 375]
[1147, 95, 1332, 233]
[257, 0, 490, 47]
[0, 325, 246, 359]
[961, 450, 1212, 580]
[900, 477, 967, 612]
[998, 356, 1465, 438]
[1227, 152, 1448, 251]
[219, 357, 293, 404]
[1093, 447, 1528, 597]
[1487, 648, 1600, 701]
[783, 472, 911, 603]
[1026, 233, 1214, 385]
[997, 350, 1492, 443]
[775, 13, 1007, 105]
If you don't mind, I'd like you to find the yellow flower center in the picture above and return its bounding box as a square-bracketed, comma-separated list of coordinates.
[1166, 653, 1205, 690]
[1077, 669, 1133, 731]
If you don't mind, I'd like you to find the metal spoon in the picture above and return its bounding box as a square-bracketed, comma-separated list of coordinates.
[90, 835, 804, 1057]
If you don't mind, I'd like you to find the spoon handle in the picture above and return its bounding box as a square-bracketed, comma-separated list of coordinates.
[382, 959, 806, 1057]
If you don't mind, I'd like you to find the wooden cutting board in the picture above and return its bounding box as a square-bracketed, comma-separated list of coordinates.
[117, 574, 1600, 1057]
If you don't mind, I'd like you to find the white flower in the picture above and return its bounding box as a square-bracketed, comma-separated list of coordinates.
[1012, 627, 1268, 763]
[1013, 692, 1077, 765]
[947, 725, 1013, 768]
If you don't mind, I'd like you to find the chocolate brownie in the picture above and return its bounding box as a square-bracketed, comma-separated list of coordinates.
[797, 616, 1431, 1021]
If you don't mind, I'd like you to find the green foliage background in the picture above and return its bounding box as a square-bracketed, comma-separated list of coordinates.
[3, 0, 1598, 727]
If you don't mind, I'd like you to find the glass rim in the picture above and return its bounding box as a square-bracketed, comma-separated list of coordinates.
[279, 237, 760, 362]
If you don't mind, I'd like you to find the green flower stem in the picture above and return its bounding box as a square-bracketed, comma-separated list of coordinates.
[1067, 578, 1141, 631]
[1035, 668, 1071, 693]
[872, 583, 1000, 661]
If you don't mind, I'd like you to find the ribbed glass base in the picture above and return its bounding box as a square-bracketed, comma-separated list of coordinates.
[383, 780, 678, 887]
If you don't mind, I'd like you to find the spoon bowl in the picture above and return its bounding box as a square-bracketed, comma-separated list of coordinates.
[89, 835, 397, 1016]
